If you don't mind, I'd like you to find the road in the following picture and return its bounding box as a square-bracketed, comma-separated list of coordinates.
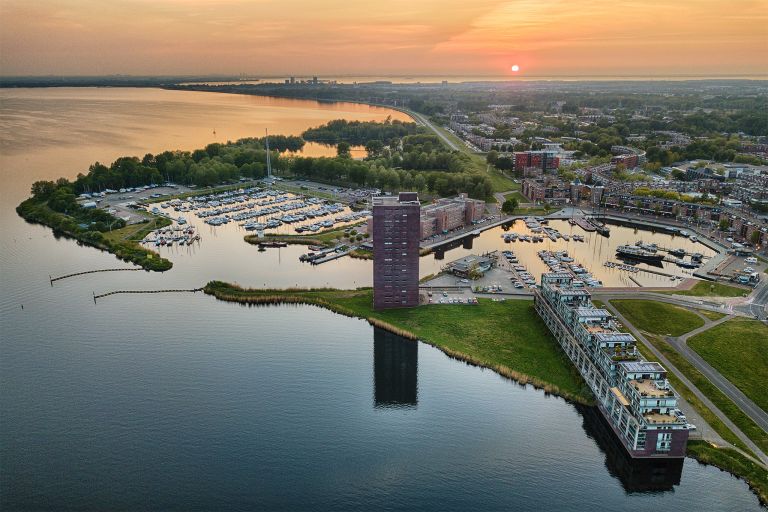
[405, 110, 460, 151]
[734, 278, 768, 320]
[667, 315, 768, 434]
[602, 300, 768, 465]
[593, 290, 742, 317]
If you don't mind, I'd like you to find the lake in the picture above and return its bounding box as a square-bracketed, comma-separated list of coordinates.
[0, 87, 761, 510]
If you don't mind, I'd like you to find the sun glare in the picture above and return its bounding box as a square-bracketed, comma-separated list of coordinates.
[511, 64, 520, 72]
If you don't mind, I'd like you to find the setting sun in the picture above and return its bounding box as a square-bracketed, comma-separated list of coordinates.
[511, 65, 520, 72]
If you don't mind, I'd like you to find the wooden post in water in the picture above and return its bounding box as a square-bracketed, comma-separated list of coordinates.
[49, 275, 53, 286]
[93, 291, 96, 305]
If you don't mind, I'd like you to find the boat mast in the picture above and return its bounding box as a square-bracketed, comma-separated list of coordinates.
[265, 128, 272, 179]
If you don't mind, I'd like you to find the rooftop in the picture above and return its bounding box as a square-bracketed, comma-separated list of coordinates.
[575, 307, 611, 319]
[644, 412, 680, 425]
[372, 192, 420, 206]
[595, 332, 636, 343]
[629, 379, 671, 398]
[622, 361, 666, 374]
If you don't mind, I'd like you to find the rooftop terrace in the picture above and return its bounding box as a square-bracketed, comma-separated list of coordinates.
[630, 379, 672, 398]
[644, 412, 680, 425]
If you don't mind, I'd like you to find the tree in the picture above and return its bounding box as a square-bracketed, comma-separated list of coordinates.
[413, 174, 426, 192]
[496, 156, 514, 171]
[31, 181, 57, 199]
[486, 150, 499, 166]
[364, 139, 384, 158]
[750, 230, 762, 246]
[47, 187, 78, 213]
[719, 219, 730, 231]
[502, 197, 519, 214]
[337, 142, 351, 158]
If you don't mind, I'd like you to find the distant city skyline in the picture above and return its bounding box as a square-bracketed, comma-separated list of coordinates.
[1, 0, 766, 77]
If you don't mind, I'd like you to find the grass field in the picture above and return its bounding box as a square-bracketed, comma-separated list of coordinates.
[695, 308, 728, 321]
[664, 280, 750, 297]
[203, 283, 591, 403]
[426, 121, 517, 194]
[611, 299, 704, 336]
[504, 191, 527, 203]
[643, 331, 768, 455]
[244, 222, 366, 248]
[102, 215, 172, 244]
[689, 319, 768, 412]
[608, 299, 767, 455]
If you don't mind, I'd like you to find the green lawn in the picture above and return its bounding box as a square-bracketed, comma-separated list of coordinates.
[204, 283, 591, 403]
[608, 299, 766, 455]
[664, 280, 751, 298]
[426, 121, 516, 193]
[689, 319, 768, 412]
[695, 308, 728, 321]
[611, 299, 705, 336]
[244, 222, 366, 247]
[102, 215, 172, 244]
[644, 332, 767, 455]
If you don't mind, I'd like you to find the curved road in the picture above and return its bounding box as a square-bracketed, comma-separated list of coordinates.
[601, 299, 768, 465]
[405, 109, 460, 151]
[669, 316, 768, 434]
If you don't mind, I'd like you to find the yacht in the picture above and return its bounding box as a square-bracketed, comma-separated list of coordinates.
[616, 244, 665, 263]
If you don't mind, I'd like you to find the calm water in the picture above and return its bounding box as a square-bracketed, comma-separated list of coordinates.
[0, 88, 762, 510]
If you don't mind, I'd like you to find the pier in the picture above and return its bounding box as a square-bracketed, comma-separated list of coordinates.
[93, 288, 203, 302]
[571, 217, 596, 232]
[50, 268, 141, 284]
[604, 261, 682, 280]
[310, 246, 356, 264]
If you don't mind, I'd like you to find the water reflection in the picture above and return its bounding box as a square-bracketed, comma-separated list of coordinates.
[373, 328, 418, 408]
[577, 404, 684, 494]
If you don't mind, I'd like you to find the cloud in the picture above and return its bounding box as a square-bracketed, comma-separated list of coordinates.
[0, 0, 765, 75]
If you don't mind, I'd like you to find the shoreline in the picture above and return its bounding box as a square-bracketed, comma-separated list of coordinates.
[202, 281, 592, 406]
[16, 198, 172, 272]
[202, 280, 767, 506]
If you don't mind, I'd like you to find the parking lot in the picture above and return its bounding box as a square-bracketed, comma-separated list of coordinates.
[79, 184, 192, 224]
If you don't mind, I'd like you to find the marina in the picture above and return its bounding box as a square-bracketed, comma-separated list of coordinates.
[150, 186, 365, 236]
[426, 218, 718, 289]
[1, 87, 763, 511]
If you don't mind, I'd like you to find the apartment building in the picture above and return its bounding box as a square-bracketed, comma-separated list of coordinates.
[419, 194, 485, 239]
[534, 273, 689, 458]
[372, 193, 421, 310]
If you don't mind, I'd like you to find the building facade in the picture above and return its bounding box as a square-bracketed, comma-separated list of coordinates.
[534, 273, 689, 458]
[514, 151, 560, 172]
[372, 192, 421, 310]
[419, 194, 485, 239]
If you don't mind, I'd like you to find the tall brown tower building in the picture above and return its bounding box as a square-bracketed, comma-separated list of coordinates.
[372, 192, 420, 310]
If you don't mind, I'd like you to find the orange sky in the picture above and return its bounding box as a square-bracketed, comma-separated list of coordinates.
[1, 0, 766, 77]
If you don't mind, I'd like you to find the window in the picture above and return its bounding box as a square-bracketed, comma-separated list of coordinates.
[656, 433, 672, 452]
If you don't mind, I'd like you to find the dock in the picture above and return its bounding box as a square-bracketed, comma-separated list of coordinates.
[571, 217, 596, 232]
[301, 245, 357, 265]
[604, 260, 681, 279]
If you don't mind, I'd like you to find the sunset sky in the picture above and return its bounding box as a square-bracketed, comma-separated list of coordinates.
[1, 0, 766, 77]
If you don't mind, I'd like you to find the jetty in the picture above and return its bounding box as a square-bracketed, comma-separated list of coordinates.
[93, 288, 203, 302]
[571, 217, 596, 232]
[50, 268, 141, 284]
